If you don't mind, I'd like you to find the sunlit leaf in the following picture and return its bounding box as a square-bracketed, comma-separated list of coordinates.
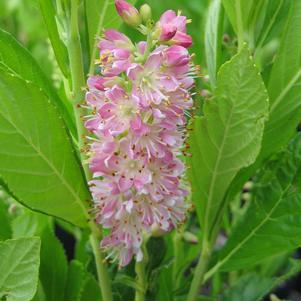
[0, 70, 90, 226]
[0, 29, 75, 136]
[0, 237, 40, 301]
[188, 46, 269, 238]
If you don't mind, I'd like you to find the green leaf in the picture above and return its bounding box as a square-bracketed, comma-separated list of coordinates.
[188, 46, 268, 237]
[255, 0, 286, 49]
[228, 0, 301, 203]
[38, 0, 69, 77]
[0, 237, 41, 301]
[65, 260, 86, 301]
[80, 274, 101, 301]
[223, 274, 275, 301]
[85, 0, 136, 71]
[223, 259, 301, 301]
[0, 29, 75, 136]
[0, 201, 11, 240]
[0, 70, 90, 227]
[12, 210, 49, 238]
[40, 227, 68, 301]
[222, 0, 254, 32]
[204, 0, 224, 87]
[263, 0, 301, 156]
[210, 135, 301, 273]
[31, 281, 46, 301]
[75, 229, 92, 266]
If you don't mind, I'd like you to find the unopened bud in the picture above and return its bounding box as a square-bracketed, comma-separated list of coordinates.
[115, 0, 142, 27]
[139, 4, 152, 23]
[183, 231, 198, 244]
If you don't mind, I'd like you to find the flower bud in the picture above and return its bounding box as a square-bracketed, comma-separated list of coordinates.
[183, 231, 198, 244]
[115, 0, 142, 27]
[139, 4, 152, 23]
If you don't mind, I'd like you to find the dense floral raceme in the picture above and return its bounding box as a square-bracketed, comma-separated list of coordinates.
[84, 1, 195, 266]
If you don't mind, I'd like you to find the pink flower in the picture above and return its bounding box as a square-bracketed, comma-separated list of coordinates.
[115, 0, 142, 27]
[98, 29, 134, 76]
[157, 10, 192, 48]
[85, 4, 195, 267]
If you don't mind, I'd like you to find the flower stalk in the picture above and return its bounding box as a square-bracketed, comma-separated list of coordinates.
[187, 239, 212, 301]
[134, 244, 148, 301]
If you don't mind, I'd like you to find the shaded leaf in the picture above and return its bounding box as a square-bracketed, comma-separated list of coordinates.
[38, 0, 69, 77]
[65, 260, 86, 301]
[211, 135, 301, 273]
[80, 274, 101, 301]
[205, 0, 223, 87]
[263, 0, 301, 156]
[223, 259, 301, 301]
[40, 227, 68, 301]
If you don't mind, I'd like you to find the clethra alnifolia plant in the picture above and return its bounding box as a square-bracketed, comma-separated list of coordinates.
[85, 0, 195, 267]
[1, 0, 301, 301]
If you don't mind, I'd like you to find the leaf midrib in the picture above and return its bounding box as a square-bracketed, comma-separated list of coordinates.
[203, 102, 235, 236]
[0, 102, 89, 219]
[270, 68, 301, 113]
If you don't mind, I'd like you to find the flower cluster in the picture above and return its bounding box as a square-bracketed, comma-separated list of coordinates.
[85, 0, 194, 266]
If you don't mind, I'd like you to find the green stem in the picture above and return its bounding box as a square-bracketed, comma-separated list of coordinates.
[89, 222, 113, 301]
[135, 261, 147, 301]
[141, 31, 153, 63]
[187, 239, 212, 301]
[235, 0, 244, 51]
[135, 243, 148, 301]
[67, 2, 113, 301]
[173, 231, 182, 289]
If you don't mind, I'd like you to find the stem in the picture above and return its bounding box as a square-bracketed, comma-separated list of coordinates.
[235, 0, 244, 51]
[187, 239, 212, 301]
[135, 261, 147, 301]
[135, 243, 148, 301]
[173, 231, 182, 289]
[89, 222, 113, 301]
[141, 31, 153, 63]
[67, 2, 112, 301]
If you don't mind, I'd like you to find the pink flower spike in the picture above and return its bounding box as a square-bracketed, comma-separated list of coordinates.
[85, 7, 195, 267]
